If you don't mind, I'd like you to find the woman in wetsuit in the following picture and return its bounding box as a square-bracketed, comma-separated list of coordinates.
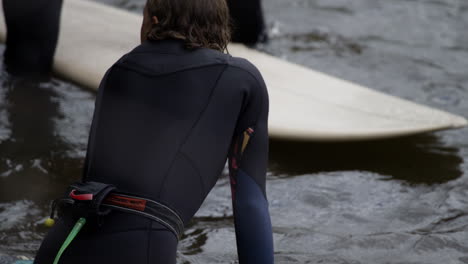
[34, 0, 273, 263]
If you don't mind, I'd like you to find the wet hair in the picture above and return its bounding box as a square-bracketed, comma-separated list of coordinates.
[145, 0, 231, 52]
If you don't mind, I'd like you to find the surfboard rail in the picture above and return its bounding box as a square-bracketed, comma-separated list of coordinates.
[0, 0, 466, 141]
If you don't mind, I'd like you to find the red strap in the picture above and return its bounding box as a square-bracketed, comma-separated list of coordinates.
[69, 189, 93, 201]
[104, 194, 147, 211]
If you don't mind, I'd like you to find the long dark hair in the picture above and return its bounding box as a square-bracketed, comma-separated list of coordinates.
[145, 0, 231, 52]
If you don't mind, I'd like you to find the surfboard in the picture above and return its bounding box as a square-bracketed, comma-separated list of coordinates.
[0, 0, 466, 141]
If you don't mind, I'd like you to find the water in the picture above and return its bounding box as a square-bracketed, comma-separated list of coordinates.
[1, 0, 468, 263]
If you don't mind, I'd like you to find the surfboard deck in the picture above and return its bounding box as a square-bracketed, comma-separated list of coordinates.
[0, 0, 466, 141]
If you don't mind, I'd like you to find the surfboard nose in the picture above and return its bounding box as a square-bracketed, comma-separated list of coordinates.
[451, 116, 468, 128]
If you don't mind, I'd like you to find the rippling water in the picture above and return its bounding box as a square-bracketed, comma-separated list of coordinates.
[1, 0, 467, 263]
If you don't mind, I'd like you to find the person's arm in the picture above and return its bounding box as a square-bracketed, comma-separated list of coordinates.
[228, 66, 273, 263]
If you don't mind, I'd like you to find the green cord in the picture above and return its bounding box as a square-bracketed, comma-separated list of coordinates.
[53, 217, 86, 264]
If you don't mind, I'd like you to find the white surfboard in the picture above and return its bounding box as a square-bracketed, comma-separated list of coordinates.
[0, 0, 466, 141]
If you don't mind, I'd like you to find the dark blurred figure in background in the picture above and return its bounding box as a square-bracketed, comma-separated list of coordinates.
[228, 0, 268, 44]
[1, 0, 265, 79]
[2, 0, 63, 78]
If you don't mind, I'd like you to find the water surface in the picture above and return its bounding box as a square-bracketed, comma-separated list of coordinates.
[1, 0, 467, 263]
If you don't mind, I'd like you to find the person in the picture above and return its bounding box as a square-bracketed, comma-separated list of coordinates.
[228, 0, 268, 44]
[33, 0, 274, 263]
[1, 0, 264, 78]
[2, 0, 63, 78]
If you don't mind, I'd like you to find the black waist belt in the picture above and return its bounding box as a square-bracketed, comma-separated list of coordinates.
[52, 181, 184, 240]
[102, 193, 184, 239]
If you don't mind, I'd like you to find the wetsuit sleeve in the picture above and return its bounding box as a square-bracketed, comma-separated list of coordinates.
[228, 65, 274, 263]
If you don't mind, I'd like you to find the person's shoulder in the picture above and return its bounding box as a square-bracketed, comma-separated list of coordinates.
[226, 56, 265, 88]
[227, 56, 261, 77]
[111, 43, 230, 75]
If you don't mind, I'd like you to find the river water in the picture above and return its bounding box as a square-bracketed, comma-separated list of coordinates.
[1, 0, 467, 263]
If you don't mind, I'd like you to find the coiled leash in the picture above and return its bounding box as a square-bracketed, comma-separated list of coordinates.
[46, 181, 184, 264]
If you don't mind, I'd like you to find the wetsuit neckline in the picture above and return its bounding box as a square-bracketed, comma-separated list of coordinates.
[136, 39, 192, 54]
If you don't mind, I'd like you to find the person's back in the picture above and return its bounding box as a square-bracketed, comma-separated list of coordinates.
[34, 1, 273, 263]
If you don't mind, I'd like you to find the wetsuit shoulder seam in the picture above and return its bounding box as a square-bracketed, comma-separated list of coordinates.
[130, 50, 191, 56]
[226, 64, 265, 92]
[115, 60, 228, 78]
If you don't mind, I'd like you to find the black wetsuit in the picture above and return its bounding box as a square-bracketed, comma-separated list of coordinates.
[2, 0, 62, 77]
[228, 0, 267, 44]
[34, 39, 273, 264]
